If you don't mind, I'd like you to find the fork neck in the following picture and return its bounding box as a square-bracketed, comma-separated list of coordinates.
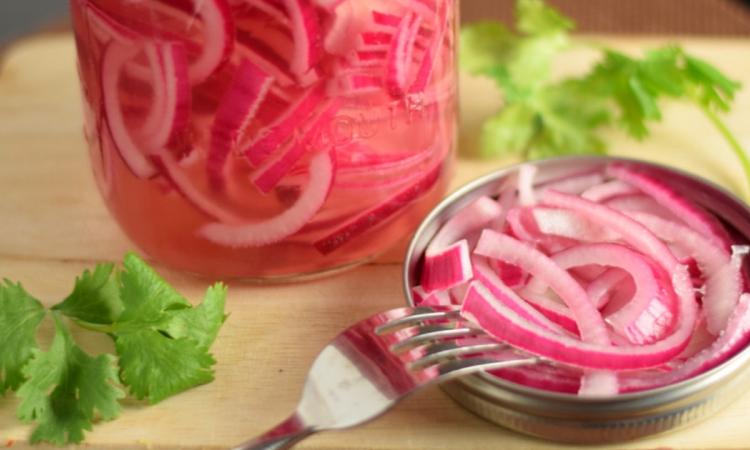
[232, 413, 315, 450]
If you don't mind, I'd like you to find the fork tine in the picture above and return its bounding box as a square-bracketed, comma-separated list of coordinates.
[375, 308, 460, 335]
[389, 325, 481, 353]
[407, 341, 510, 371]
[435, 356, 542, 380]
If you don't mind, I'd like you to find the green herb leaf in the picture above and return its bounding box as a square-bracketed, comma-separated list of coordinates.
[460, 21, 516, 75]
[508, 33, 569, 93]
[0, 281, 46, 394]
[683, 53, 741, 111]
[585, 48, 683, 138]
[461, 0, 571, 91]
[53, 263, 122, 325]
[115, 331, 216, 405]
[510, 0, 572, 92]
[112, 253, 226, 403]
[165, 283, 228, 351]
[16, 313, 123, 445]
[117, 253, 190, 326]
[529, 80, 610, 158]
[516, 0, 574, 36]
[462, 0, 577, 157]
[480, 102, 538, 157]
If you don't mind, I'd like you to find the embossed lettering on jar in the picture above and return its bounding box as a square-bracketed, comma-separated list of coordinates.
[71, 0, 457, 278]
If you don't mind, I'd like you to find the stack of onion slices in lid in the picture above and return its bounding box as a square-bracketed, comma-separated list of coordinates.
[414, 162, 750, 397]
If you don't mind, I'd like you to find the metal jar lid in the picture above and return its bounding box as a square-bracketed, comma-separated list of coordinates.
[402, 156, 750, 444]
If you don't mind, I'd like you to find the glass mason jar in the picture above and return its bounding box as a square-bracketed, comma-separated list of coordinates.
[70, 0, 457, 279]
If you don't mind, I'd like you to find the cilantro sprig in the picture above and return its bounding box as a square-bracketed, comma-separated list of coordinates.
[462, 0, 748, 192]
[0, 253, 228, 445]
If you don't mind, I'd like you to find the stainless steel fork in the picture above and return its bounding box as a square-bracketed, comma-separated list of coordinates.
[233, 305, 541, 450]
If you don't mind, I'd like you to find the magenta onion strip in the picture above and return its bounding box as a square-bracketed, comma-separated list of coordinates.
[199, 151, 334, 246]
[421, 196, 502, 292]
[208, 59, 273, 188]
[607, 163, 732, 250]
[244, 85, 325, 166]
[251, 101, 341, 193]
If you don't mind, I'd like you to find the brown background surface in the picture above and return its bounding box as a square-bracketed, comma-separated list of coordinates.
[10, 0, 750, 40]
[461, 0, 750, 34]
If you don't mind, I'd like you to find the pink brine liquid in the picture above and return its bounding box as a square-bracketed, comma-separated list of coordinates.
[71, 0, 457, 278]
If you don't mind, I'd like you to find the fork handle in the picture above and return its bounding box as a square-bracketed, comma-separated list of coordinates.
[232, 413, 315, 450]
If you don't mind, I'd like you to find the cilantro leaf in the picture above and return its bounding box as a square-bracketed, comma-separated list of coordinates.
[462, 0, 578, 158]
[516, 0, 574, 36]
[460, 22, 516, 75]
[53, 263, 122, 325]
[586, 48, 686, 138]
[461, 0, 571, 92]
[529, 80, 610, 158]
[583, 46, 743, 148]
[117, 253, 190, 327]
[508, 32, 569, 93]
[683, 53, 741, 111]
[510, 0, 571, 92]
[115, 332, 216, 404]
[165, 283, 228, 351]
[16, 313, 123, 445]
[112, 253, 226, 403]
[0, 281, 46, 394]
[479, 102, 538, 157]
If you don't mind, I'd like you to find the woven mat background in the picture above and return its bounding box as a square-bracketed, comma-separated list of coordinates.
[461, 0, 750, 35]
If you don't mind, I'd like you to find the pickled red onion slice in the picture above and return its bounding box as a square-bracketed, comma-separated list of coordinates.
[412, 285, 453, 307]
[586, 269, 629, 310]
[620, 293, 750, 392]
[607, 163, 732, 250]
[283, 0, 322, 79]
[240, 0, 290, 25]
[514, 290, 579, 335]
[604, 194, 681, 222]
[137, 42, 191, 153]
[244, 85, 325, 166]
[251, 101, 341, 193]
[314, 162, 442, 254]
[462, 281, 689, 370]
[208, 59, 274, 188]
[323, 1, 370, 56]
[545, 243, 675, 345]
[473, 260, 571, 336]
[385, 12, 423, 97]
[199, 151, 333, 246]
[581, 179, 639, 202]
[185, 0, 234, 84]
[421, 196, 502, 292]
[626, 211, 743, 335]
[420, 240, 473, 293]
[151, 151, 243, 224]
[101, 42, 158, 178]
[409, 0, 448, 94]
[537, 171, 606, 196]
[475, 230, 611, 346]
[84, 0, 138, 43]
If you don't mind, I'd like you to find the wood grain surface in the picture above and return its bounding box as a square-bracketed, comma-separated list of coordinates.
[0, 34, 749, 449]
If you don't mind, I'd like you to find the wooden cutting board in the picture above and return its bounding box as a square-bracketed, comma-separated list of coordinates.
[1, 34, 750, 450]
